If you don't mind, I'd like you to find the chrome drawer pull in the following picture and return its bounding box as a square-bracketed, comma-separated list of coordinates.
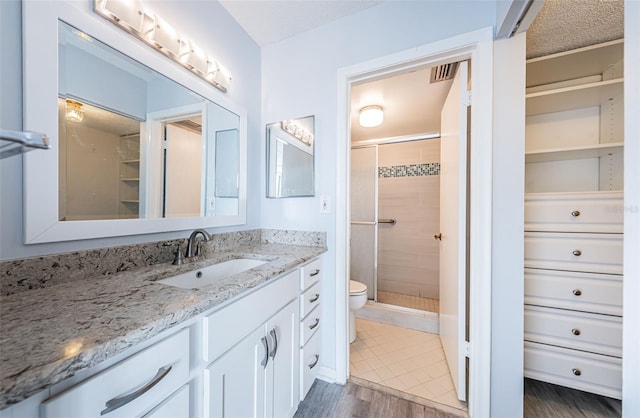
[572, 250, 582, 256]
[572, 289, 582, 296]
[269, 328, 278, 359]
[571, 210, 581, 217]
[571, 328, 581, 336]
[261, 336, 269, 368]
[309, 293, 320, 303]
[101, 365, 172, 415]
[310, 269, 320, 277]
[572, 368, 581, 376]
[308, 354, 320, 369]
[309, 318, 320, 330]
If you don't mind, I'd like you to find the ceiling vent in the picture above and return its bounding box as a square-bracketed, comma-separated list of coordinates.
[430, 62, 458, 83]
[172, 119, 202, 133]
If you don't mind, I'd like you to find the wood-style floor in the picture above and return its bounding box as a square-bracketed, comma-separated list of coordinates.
[524, 378, 622, 418]
[296, 378, 623, 418]
[295, 380, 466, 418]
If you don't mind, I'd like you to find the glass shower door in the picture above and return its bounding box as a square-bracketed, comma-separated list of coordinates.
[350, 145, 377, 300]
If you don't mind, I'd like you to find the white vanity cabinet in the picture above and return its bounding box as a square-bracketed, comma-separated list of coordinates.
[299, 259, 322, 399]
[41, 328, 191, 418]
[203, 270, 300, 418]
[523, 39, 624, 399]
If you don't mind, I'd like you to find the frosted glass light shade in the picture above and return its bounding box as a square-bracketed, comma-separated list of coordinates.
[359, 105, 384, 127]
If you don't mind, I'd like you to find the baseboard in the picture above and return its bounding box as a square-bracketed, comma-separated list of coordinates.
[316, 366, 337, 384]
[356, 301, 439, 334]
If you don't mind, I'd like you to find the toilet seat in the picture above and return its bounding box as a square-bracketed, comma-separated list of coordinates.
[349, 280, 367, 295]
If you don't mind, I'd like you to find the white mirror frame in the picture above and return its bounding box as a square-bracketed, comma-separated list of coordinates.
[22, 1, 247, 244]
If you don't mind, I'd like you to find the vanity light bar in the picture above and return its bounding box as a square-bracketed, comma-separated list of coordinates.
[281, 120, 314, 146]
[94, 0, 232, 93]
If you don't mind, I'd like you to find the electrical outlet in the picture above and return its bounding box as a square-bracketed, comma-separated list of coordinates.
[320, 195, 330, 213]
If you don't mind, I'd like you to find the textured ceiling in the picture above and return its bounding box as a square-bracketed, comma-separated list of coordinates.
[219, 0, 382, 46]
[526, 0, 624, 59]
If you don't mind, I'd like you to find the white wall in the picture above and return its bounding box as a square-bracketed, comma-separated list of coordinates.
[260, 0, 497, 391]
[0, 0, 261, 260]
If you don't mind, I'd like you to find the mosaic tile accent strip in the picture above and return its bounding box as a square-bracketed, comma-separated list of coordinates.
[378, 163, 440, 178]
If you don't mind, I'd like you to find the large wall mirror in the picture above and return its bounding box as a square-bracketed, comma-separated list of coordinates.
[22, 2, 246, 243]
[266, 116, 315, 198]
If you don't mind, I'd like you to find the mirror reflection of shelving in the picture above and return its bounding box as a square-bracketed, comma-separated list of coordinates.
[118, 133, 140, 219]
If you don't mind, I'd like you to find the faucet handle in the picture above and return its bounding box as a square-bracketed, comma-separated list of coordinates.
[173, 243, 184, 265]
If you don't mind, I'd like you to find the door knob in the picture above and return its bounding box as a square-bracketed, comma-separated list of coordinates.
[434, 233, 442, 241]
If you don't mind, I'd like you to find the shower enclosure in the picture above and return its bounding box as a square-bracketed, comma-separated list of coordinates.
[350, 138, 441, 314]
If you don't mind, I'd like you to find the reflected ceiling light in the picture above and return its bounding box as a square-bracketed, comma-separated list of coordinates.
[94, 0, 231, 93]
[359, 105, 384, 128]
[65, 99, 85, 123]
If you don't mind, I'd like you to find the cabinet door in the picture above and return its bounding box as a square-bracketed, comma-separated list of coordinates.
[205, 326, 267, 418]
[267, 300, 299, 418]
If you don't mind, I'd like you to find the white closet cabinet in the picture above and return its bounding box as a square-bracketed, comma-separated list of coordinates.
[204, 270, 299, 418]
[523, 39, 624, 399]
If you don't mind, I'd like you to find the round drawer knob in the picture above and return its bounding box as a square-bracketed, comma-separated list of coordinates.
[572, 250, 582, 256]
[571, 210, 581, 217]
[572, 368, 582, 376]
[572, 289, 582, 296]
[572, 328, 581, 336]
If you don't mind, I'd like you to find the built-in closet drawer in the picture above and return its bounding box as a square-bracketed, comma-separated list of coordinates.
[524, 232, 623, 274]
[42, 328, 190, 417]
[203, 271, 298, 362]
[525, 192, 623, 233]
[524, 305, 622, 357]
[300, 305, 321, 346]
[300, 330, 322, 399]
[300, 281, 321, 318]
[301, 258, 322, 291]
[524, 268, 622, 316]
[524, 341, 622, 399]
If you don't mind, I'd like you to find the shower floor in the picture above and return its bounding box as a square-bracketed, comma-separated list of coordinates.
[377, 291, 439, 313]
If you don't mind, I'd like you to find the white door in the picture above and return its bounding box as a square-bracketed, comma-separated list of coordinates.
[164, 124, 202, 217]
[438, 60, 469, 402]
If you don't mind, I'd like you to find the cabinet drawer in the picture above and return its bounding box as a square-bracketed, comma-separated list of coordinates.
[525, 192, 623, 233]
[300, 281, 321, 319]
[524, 341, 621, 399]
[524, 305, 622, 357]
[300, 330, 321, 400]
[142, 385, 190, 418]
[524, 232, 622, 274]
[42, 328, 190, 418]
[300, 305, 321, 346]
[204, 270, 298, 362]
[301, 258, 321, 291]
[524, 268, 622, 315]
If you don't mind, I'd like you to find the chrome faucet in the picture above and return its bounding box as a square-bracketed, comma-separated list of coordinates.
[186, 229, 211, 258]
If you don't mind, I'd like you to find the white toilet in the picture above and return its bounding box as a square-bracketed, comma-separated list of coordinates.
[349, 280, 368, 343]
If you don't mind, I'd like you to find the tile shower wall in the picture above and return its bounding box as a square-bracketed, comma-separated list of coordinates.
[377, 139, 440, 300]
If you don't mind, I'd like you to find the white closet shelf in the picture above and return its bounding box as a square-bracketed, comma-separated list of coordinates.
[526, 78, 623, 116]
[526, 39, 624, 87]
[525, 142, 623, 163]
[120, 178, 140, 181]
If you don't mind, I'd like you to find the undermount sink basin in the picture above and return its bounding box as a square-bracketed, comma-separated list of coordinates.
[156, 258, 267, 289]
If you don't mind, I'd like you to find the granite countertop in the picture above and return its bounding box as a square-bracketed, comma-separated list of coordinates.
[0, 242, 326, 409]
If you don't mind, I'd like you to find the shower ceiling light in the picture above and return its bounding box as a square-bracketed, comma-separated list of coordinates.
[65, 99, 85, 123]
[359, 105, 384, 128]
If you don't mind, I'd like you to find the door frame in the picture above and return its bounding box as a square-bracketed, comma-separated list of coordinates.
[335, 27, 494, 417]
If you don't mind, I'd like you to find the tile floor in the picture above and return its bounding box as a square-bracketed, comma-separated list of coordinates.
[349, 318, 467, 412]
[377, 291, 440, 313]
